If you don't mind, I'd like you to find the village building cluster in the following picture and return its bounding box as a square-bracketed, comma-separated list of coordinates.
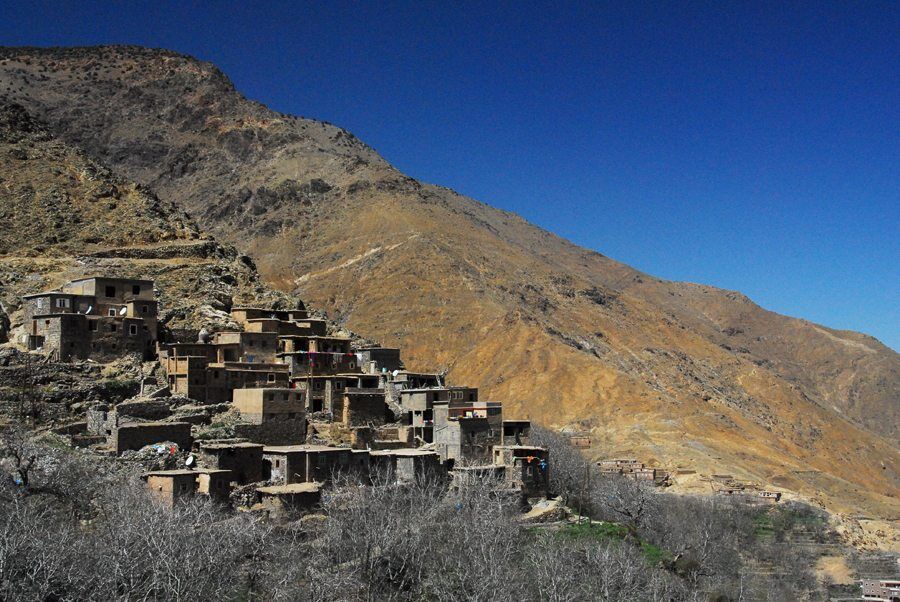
[20, 277, 551, 514]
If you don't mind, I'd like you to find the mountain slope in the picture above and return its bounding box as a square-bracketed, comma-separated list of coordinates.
[0, 46, 896, 522]
[0, 100, 294, 339]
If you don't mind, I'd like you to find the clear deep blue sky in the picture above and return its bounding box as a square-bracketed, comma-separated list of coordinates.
[2, 2, 898, 349]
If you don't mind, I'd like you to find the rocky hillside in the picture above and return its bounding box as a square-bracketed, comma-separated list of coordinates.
[0, 100, 294, 340]
[0, 46, 897, 523]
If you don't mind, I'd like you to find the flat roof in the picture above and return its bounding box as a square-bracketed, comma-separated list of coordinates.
[369, 449, 440, 457]
[23, 290, 71, 298]
[69, 276, 153, 284]
[493, 445, 546, 452]
[119, 421, 190, 428]
[194, 468, 232, 475]
[256, 482, 321, 495]
[143, 469, 197, 477]
[263, 445, 349, 454]
[200, 442, 264, 450]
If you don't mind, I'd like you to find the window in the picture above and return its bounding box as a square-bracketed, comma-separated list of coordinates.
[105, 286, 115, 298]
[129, 324, 138, 336]
[275, 459, 281, 468]
[44, 320, 50, 326]
[108, 308, 117, 317]
[109, 324, 117, 332]
[89, 322, 98, 332]
[132, 285, 140, 295]
[55, 298, 70, 309]
[36, 298, 44, 309]
[140, 305, 148, 314]
[267, 373, 275, 382]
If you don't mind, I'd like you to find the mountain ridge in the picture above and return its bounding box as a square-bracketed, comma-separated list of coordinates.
[0, 45, 896, 527]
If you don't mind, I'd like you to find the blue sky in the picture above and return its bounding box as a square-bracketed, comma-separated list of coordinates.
[2, 2, 898, 349]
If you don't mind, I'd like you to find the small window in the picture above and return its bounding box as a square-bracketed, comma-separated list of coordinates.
[44, 320, 50, 326]
[36, 298, 44, 309]
[89, 322, 98, 332]
[109, 324, 117, 332]
[55, 298, 70, 308]
[249, 340, 256, 347]
[129, 324, 138, 336]
[105, 286, 115, 298]
[275, 459, 281, 468]
[132, 285, 140, 295]
[140, 305, 148, 314]
[267, 373, 275, 382]
[108, 308, 117, 317]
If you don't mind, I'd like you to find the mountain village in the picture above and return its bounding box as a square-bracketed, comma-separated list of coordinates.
[20, 275, 553, 515]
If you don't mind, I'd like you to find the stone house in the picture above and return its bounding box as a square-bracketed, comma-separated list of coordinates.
[355, 346, 403, 374]
[369, 449, 446, 484]
[23, 277, 158, 361]
[500, 420, 531, 445]
[255, 482, 321, 518]
[112, 421, 192, 455]
[334, 389, 387, 427]
[232, 387, 307, 445]
[293, 373, 380, 413]
[196, 469, 233, 502]
[262, 445, 358, 485]
[492, 445, 550, 498]
[143, 470, 199, 508]
[197, 442, 264, 484]
[433, 400, 503, 463]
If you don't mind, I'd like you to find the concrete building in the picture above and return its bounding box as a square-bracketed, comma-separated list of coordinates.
[22, 277, 158, 361]
[862, 579, 900, 601]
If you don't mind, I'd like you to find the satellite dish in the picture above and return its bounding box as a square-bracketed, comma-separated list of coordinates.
[85, 305, 93, 314]
[185, 455, 195, 468]
[119, 307, 127, 316]
[392, 370, 400, 377]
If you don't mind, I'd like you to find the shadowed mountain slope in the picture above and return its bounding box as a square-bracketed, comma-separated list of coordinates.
[0, 46, 896, 523]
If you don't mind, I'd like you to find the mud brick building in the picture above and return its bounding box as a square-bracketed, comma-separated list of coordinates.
[334, 388, 388, 427]
[22, 277, 158, 361]
[113, 421, 192, 454]
[231, 387, 307, 444]
[501, 420, 531, 445]
[255, 483, 321, 517]
[196, 469, 232, 502]
[433, 400, 504, 463]
[369, 449, 446, 484]
[263, 445, 362, 485]
[293, 373, 382, 414]
[492, 445, 550, 498]
[197, 441, 264, 484]
[355, 346, 403, 374]
[143, 470, 199, 508]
